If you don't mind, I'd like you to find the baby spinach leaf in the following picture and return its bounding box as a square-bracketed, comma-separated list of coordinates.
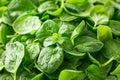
[58, 22, 75, 37]
[13, 15, 41, 34]
[97, 25, 112, 42]
[108, 20, 120, 36]
[4, 41, 24, 73]
[90, 5, 109, 26]
[36, 20, 59, 43]
[85, 64, 112, 80]
[102, 39, 120, 62]
[38, 1, 58, 13]
[43, 36, 57, 47]
[2, 0, 36, 25]
[71, 20, 85, 44]
[75, 36, 103, 53]
[26, 41, 40, 61]
[37, 46, 64, 73]
[47, 7, 63, 16]
[59, 37, 73, 51]
[59, 70, 86, 80]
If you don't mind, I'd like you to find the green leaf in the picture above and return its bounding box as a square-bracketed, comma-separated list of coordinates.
[2, 0, 36, 25]
[97, 25, 112, 42]
[31, 73, 44, 80]
[88, 53, 101, 67]
[0, 73, 13, 80]
[26, 41, 40, 61]
[90, 5, 109, 26]
[66, 0, 88, 6]
[108, 20, 120, 36]
[71, 20, 85, 44]
[105, 76, 117, 80]
[43, 36, 57, 47]
[60, 13, 78, 21]
[38, 1, 58, 13]
[37, 46, 64, 73]
[13, 15, 41, 34]
[111, 64, 120, 75]
[47, 7, 63, 16]
[36, 20, 59, 43]
[0, 23, 13, 44]
[58, 22, 75, 37]
[75, 36, 103, 53]
[4, 41, 24, 73]
[102, 39, 120, 62]
[85, 64, 112, 80]
[59, 70, 86, 80]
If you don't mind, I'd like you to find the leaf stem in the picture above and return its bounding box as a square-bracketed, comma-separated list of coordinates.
[101, 57, 114, 67]
[13, 72, 17, 80]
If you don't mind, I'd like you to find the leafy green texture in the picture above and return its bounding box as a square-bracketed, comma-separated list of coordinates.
[75, 36, 103, 53]
[1, 0, 120, 80]
[108, 20, 120, 36]
[13, 15, 41, 34]
[71, 20, 85, 44]
[97, 25, 112, 42]
[59, 70, 86, 80]
[36, 20, 59, 43]
[102, 39, 120, 62]
[37, 46, 64, 73]
[4, 41, 24, 73]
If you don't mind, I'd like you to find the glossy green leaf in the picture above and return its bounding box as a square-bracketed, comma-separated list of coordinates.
[111, 64, 120, 75]
[102, 39, 120, 62]
[36, 20, 59, 42]
[37, 46, 64, 73]
[4, 41, 24, 73]
[13, 15, 41, 34]
[71, 20, 85, 44]
[97, 25, 112, 42]
[108, 20, 120, 36]
[86, 64, 112, 80]
[59, 70, 86, 80]
[26, 41, 40, 61]
[75, 36, 103, 53]
[38, 1, 58, 13]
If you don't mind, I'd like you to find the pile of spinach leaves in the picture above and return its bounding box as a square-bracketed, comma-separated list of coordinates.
[0, 0, 120, 80]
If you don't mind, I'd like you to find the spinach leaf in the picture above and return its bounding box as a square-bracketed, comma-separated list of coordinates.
[38, 1, 58, 14]
[97, 25, 112, 42]
[75, 36, 103, 53]
[59, 70, 86, 80]
[36, 20, 59, 43]
[13, 15, 41, 34]
[71, 20, 85, 44]
[102, 39, 120, 62]
[90, 5, 109, 26]
[26, 41, 40, 61]
[37, 46, 64, 73]
[58, 22, 75, 37]
[2, 0, 36, 25]
[108, 20, 120, 36]
[85, 64, 112, 80]
[4, 41, 24, 73]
